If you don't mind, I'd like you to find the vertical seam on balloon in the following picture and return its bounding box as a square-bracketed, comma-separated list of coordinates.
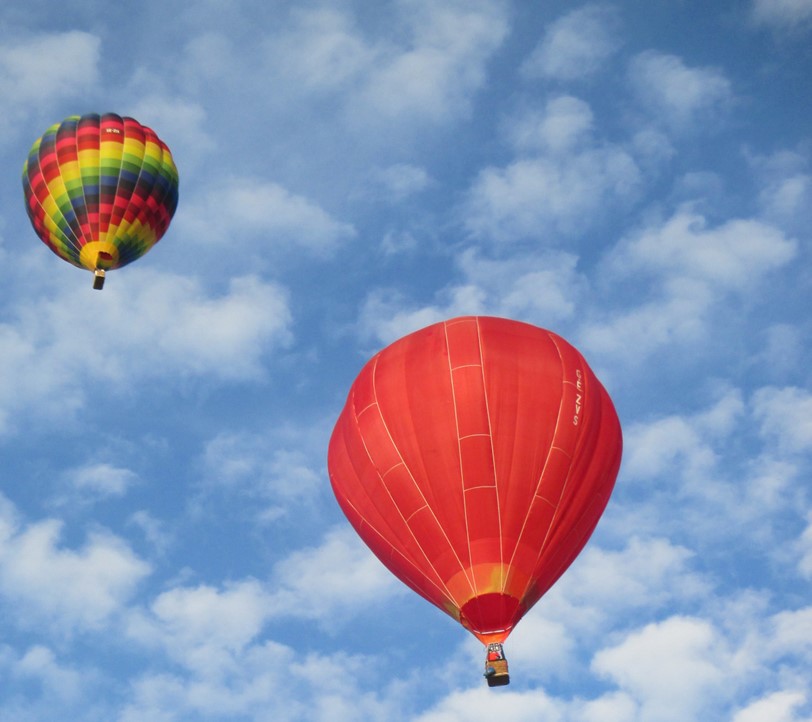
[73, 117, 95, 255]
[25, 161, 83, 262]
[365, 354, 472, 606]
[503, 332, 569, 598]
[50, 121, 84, 259]
[337, 381, 458, 609]
[445, 319, 478, 601]
[117, 122, 149, 267]
[517, 333, 582, 605]
[336, 382, 456, 605]
[475, 316, 505, 593]
[91, 115, 100, 250]
[103, 114, 124, 250]
[339, 494, 455, 605]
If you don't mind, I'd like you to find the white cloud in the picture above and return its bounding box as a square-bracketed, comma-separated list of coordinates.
[125, 96, 215, 169]
[0, 32, 100, 128]
[733, 690, 809, 722]
[199, 429, 323, 521]
[118, 640, 402, 722]
[592, 616, 732, 722]
[139, 580, 271, 673]
[64, 462, 138, 499]
[628, 51, 733, 132]
[414, 686, 564, 722]
[0, 500, 150, 633]
[178, 178, 356, 255]
[623, 413, 719, 482]
[464, 149, 641, 242]
[749, 148, 812, 231]
[358, 249, 584, 345]
[521, 4, 622, 81]
[576, 691, 639, 722]
[0, 270, 292, 435]
[769, 606, 812, 659]
[355, 0, 509, 123]
[271, 8, 380, 91]
[13, 646, 83, 703]
[369, 163, 432, 201]
[270, 0, 508, 127]
[623, 390, 746, 480]
[530, 536, 708, 653]
[267, 526, 401, 622]
[128, 511, 174, 556]
[752, 386, 812, 455]
[751, 0, 812, 30]
[505, 96, 595, 154]
[582, 210, 796, 362]
[798, 515, 812, 579]
[614, 211, 796, 288]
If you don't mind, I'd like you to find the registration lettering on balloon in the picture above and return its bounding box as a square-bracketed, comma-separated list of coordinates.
[574, 368, 584, 426]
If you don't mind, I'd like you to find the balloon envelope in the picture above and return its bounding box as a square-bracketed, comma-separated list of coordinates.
[22, 112, 179, 278]
[328, 316, 622, 643]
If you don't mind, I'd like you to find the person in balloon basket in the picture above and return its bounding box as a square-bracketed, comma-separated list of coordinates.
[484, 642, 509, 684]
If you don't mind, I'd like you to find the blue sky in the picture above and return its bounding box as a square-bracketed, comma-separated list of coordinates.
[1, 1, 811, 719]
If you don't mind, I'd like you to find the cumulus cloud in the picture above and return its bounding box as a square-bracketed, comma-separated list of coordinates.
[733, 690, 809, 722]
[47, 462, 140, 510]
[798, 515, 812, 579]
[353, 0, 509, 124]
[267, 526, 401, 623]
[0, 497, 150, 633]
[749, 148, 812, 233]
[750, 0, 812, 30]
[198, 429, 323, 522]
[462, 98, 641, 243]
[752, 386, 812, 455]
[628, 51, 734, 132]
[0, 270, 292, 435]
[521, 4, 622, 81]
[592, 616, 733, 721]
[269, 0, 508, 127]
[414, 686, 564, 722]
[611, 211, 795, 287]
[271, 7, 380, 91]
[178, 178, 356, 255]
[582, 210, 796, 362]
[358, 249, 584, 345]
[125, 96, 215, 169]
[131, 579, 272, 675]
[464, 145, 641, 243]
[0, 32, 100, 129]
[368, 163, 432, 201]
[505, 96, 595, 154]
[64, 462, 138, 499]
[622, 395, 740, 481]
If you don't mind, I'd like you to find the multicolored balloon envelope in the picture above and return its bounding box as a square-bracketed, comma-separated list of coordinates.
[328, 316, 622, 645]
[22, 112, 179, 289]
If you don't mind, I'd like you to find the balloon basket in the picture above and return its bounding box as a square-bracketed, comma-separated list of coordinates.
[483, 643, 510, 687]
[93, 269, 106, 290]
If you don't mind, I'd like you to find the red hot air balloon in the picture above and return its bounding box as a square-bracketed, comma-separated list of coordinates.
[328, 316, 622, 685]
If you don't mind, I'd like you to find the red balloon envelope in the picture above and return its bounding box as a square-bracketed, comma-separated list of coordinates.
[328, 316, 622, 644]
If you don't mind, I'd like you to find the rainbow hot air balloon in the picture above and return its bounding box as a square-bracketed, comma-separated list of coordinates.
[328, 316, 622, 686]
[22, 112, 179, 289]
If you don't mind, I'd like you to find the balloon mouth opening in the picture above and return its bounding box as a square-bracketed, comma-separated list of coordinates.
[80, 241, 119, 271]
[459, 593, 523, 644]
